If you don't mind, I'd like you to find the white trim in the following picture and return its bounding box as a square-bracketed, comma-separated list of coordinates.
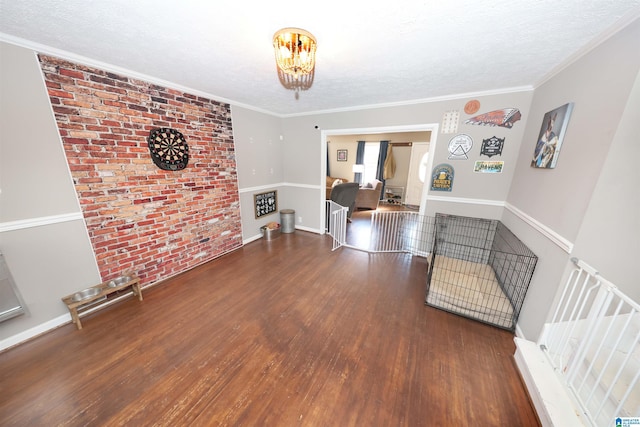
[243, 234, 263, 245]
[0, 290, 141, 352]
[0, 313, 70, 352]
[280, 86, 534, 118]
[426, 195, 506, 207]
[515, 323, 526, 340]
[534, 7, 640, 89]
[295, 225, 321, 234]
[322, 123, 443, 136]
[0, 33, 277, 118]
[243, 226, 323, 245]
[514, 338, 589, 427]
[238, 183, 283, 194]
[238, 182, 320, 194]
[505, 202, 573, 254]
[282, 182, 320, 190]
[421, 196, 574, 253]
[0, 212, 84, 233]
[0, 31, 534, 119]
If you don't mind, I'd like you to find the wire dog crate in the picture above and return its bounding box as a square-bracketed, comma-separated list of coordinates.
[425, 213, 538, 331]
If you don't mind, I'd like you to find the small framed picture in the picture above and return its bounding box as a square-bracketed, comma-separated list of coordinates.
[337, 149, 348, 162]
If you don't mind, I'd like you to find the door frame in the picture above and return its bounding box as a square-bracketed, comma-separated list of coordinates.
[405, 142, 430, 207]
[320, 123, 439, 231]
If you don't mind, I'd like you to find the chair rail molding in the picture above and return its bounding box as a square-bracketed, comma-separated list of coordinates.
[0, 212, 84, 233]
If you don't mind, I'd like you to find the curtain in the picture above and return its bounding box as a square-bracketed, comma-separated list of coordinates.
[354, 141, 365, 184]
[376, 141, 389, 200]
[326, 146, 330, 177]
[384, 144, 396, 179]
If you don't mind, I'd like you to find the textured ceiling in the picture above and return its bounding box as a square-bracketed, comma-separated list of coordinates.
[1, 1, 640, 116]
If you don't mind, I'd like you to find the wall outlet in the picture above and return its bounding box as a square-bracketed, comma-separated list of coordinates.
[298, 216, 302, 223]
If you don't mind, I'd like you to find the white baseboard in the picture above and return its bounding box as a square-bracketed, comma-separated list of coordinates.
[0, 313, 71, 352]
[513, 337, 588, 427]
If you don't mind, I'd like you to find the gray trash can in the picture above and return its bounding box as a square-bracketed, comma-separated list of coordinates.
[280, 209, 295, 233]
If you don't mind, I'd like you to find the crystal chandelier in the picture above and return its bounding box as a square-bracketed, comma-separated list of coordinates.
[273, 28, 317, 80]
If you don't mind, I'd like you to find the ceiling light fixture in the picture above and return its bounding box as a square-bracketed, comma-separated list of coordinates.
[273, 28, 317, 81]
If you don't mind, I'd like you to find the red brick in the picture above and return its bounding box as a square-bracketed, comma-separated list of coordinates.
[39, 55, 242, 289]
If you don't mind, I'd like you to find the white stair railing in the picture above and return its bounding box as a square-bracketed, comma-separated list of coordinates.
[540, 258, 640, 426]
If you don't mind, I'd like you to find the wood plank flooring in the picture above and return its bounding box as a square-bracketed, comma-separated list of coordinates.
[0, 231, 540, 426]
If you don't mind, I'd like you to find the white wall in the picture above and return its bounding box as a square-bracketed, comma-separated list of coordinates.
[231, 106, 286, 240]
[0, 42, 100, 345]
[281, 90, 534, 228]
[504, 18, 640, 339]
[571, 68, 640, 300]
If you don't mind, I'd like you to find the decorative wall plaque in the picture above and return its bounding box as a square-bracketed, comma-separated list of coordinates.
[464, 99, 480, 115]
[474, 161, 504, 173]
[441, 110, 460, 134]
[430, 164, 454, 192]
[448, 134, 473, 160]
[465, 108, 522, 129]
[480, 136, 504, 157]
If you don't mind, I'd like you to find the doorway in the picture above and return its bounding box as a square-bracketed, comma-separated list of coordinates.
[321, 124, 439, 235]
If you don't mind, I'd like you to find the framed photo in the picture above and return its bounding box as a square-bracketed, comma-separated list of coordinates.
[531, 103, 574, 169]
[337, 149, 348, 162]
[254, 190, 277, 218]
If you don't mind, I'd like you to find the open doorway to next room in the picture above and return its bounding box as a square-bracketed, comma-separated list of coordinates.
[321, 125, 438, 247]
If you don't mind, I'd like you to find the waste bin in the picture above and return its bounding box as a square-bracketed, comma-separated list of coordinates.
[280, 209, 295, 233]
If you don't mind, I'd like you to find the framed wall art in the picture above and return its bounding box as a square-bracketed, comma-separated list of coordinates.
[531, 103, 574, 169]
[254, 190, 278, 218]
[337, 149, 348, 162]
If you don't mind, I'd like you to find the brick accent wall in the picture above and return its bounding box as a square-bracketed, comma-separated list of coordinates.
[39, 55, 242, 286]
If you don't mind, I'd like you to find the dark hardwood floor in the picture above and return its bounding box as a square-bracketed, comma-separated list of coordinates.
[0, 231, 540, 426]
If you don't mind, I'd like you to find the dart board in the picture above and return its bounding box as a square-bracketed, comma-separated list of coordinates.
[147, 128, 189, 170]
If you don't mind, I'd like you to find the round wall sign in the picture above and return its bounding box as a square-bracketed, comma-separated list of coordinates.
[147, 128, 189, 171]
[448, 134, 473, 160]
[464, 99, 481, 115]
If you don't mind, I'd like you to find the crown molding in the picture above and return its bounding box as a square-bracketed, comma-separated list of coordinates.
[534, 8, 640, 88]
[0, 33, 277, 117]
[280, 86, 534, 118]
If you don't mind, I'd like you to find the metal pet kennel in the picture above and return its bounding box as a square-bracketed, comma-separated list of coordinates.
[425, 213, 538, 331]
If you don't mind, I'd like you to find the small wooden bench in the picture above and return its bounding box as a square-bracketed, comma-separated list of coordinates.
[61, 274, 143, 330]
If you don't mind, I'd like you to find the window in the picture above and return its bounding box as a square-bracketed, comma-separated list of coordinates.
[362, 142, 380, 184]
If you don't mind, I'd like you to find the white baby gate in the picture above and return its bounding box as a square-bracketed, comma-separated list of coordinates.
[367, 211, 434, 255]
[539, 257, 639, 426]
[325, 200, 347, 251]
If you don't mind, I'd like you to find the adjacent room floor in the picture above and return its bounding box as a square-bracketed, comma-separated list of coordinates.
[0, 231, 540, 426]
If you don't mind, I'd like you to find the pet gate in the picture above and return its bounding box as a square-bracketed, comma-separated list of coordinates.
[425, 213, 537, 331]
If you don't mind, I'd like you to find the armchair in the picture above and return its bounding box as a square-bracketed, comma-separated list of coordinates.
[355, 179, 383, 210]
[330, 182, 360, 218]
